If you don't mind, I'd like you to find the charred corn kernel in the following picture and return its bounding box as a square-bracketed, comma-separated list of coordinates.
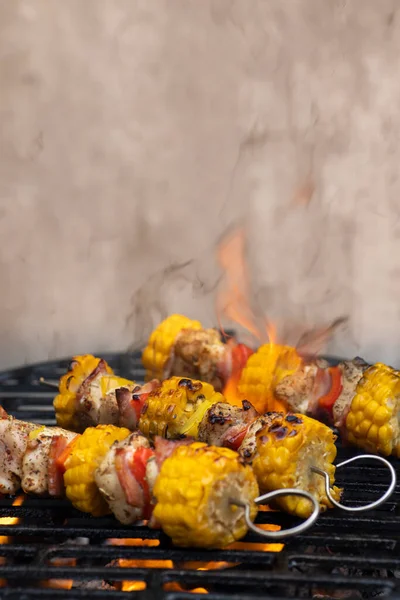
[139, 376, 224, 439]
[252, 413, 342, 518]
[153, 442, 259, 548]
[238, 344, 302, 413]
[64, 425, 129, 516]
[142, 315, 202, 381]
[345, 363, 400, 457]
[54, 355, 113, 430]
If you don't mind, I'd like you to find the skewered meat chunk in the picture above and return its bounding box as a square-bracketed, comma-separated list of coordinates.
[167, 328, 227, 390]
[95, 431, 157, 525]
[0, 415, 38, 494]
[22, 426, 77, 496]
[152, 441, 259, 548]
[197, 400, 259, 447]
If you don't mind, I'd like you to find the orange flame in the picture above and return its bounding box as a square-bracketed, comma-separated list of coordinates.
[216, 228, 301, 412]
[216, 228, 262, 342]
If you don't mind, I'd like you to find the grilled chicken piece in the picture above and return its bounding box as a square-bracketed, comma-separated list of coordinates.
[0, 416, 38, 494]
[332, 358, 369, 428]
[22, 427, 77, 496]
[276, 358, 368, 428]
[237, 414, 278, 462]
[95, 432, 158, 525]
[197, 400, 259, 448]
[275, 359, 330, 416]
[166, 328, 227, 391]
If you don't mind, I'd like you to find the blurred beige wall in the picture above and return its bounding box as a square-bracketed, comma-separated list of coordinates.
[0, 0, 400, 369]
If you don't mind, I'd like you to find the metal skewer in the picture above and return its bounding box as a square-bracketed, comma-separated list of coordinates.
[39, 378, 59, 390]
[311, 454, 397, 512]
[232, 488, 320, 540]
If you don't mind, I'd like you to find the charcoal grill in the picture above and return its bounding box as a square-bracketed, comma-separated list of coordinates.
[0, 352, 399, 600]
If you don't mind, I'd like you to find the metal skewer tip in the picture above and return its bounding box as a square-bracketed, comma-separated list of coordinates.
[311, 454, 397, 512]
[39, 378, 59, 390]
[231, 488, 320, 540]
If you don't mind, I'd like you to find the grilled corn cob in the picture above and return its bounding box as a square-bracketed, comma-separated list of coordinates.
[142, 314, 202, 381]
[251, 413, 341, 518]
[345, 363, 400, 457]
[64, 424, 130, 516]
[139, 376, 224, 439]
[238, 344, 302, 413]
[54, 355, 135, 432]
[152, 441, 259, 548]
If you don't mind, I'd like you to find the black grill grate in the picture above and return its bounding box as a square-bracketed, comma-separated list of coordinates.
[0, 353, 399, 600]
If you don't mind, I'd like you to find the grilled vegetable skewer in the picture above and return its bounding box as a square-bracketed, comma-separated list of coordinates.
[275, 358, 400, 458]
[0, 409, 295, 549]
[142, 314, 253, 392]
[52, 354, 159, 433]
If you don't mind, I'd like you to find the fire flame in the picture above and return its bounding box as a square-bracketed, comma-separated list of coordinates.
[216, 228, 292, 411]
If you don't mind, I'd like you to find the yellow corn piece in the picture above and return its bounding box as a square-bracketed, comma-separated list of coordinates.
[54, 355, 113, 430]
[252, 413, 341, 518]
[345, 363, 400, 457]
[139, 376, 223, 439]
[238, 344, 302, 413]
[153, 442, 259, 548]
[142, 315, 202, 381]
[64, 424, 130, 516]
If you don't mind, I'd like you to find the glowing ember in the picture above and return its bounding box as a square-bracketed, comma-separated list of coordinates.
[122, 581, 146, 591]
[0, 495, 24, 544]
[164, 582, 208, 593]
[107, 538, 159, 547]
[0, 495, 25, 588]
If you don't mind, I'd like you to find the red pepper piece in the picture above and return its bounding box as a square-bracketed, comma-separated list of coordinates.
[318, 366, 343, 420]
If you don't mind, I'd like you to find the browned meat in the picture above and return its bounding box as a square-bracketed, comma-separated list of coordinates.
[22, 427, 77, 495]
[237, 414, 279, 462]
[197, 400, 259, 447]
[332, 358, 368, 428]
[166, 328, 227, 391]
[95, 431, 157, 525]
